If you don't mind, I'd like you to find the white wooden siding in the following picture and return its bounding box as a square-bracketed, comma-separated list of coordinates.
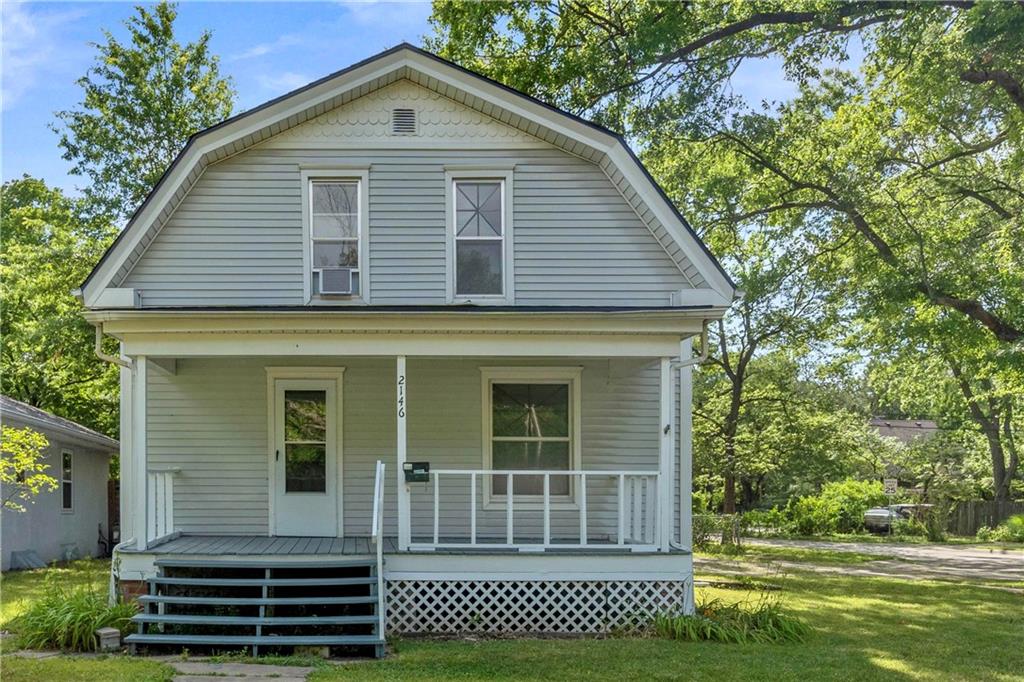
[145, 357, 661, 538]
[124, 145, 691, 306]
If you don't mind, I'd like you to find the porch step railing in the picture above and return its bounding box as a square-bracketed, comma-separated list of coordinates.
[410, 469, 660, 551]
[147, 467, 179, 544]
[370, 460, 386, 639]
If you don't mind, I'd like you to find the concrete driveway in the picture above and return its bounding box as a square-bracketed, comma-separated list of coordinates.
[696, 538, 1024, 583]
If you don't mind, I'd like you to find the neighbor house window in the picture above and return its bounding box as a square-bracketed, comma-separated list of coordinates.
[310, 180, 360, 297]
[482, 368, 582, 503]
[61, 450, 73, 511]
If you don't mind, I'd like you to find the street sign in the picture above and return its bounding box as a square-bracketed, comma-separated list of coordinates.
[883, 478, 898, 496]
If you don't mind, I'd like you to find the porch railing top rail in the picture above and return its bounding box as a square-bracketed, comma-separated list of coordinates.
[429, 468, 661, 476]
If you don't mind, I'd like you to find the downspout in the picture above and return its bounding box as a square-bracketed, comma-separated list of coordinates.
[669, 320, 709, 552]
[94, 323, 132, 368]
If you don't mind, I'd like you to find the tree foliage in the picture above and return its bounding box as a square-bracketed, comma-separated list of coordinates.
[52, 1, 235, 219]
[1, 426, 57, 512]
[1, 176, 119, 436]
[430, 0, 1024, 504]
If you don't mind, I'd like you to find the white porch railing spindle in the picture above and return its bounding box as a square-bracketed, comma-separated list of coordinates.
[470, 472, 477, 545]
[579, 474, 588, 546]
[543, 474, 551, 547]
[645, 476, 656, 544]
[617, 474, 625, 545]
[506, 473, 514, 544]
[433, 472, 440, 545]
[631, 477, 642, 542]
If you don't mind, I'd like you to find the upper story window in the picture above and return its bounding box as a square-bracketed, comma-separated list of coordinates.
[310, 179, 361, 297]
[455, 181, 504, 296]
[447, 169, 514, 304]
[61, 450, 73, 512]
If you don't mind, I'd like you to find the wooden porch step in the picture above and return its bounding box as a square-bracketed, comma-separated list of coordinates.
[124, 633, 383, 647]
[148, 576, 375, 587]
[155, 558, 376, 570]
[139, 594, 377, 607]
[132, 613, 378, 626]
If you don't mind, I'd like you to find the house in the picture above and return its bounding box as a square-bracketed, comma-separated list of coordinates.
[77, 44, 736, 656]
[1, 396, 117, 571]
[870, 417, 940, 445]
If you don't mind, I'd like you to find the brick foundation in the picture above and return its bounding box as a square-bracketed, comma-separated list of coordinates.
[120, 579, 148, 601]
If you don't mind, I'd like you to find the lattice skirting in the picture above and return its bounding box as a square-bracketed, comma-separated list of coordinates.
[386, 579, 689, 634]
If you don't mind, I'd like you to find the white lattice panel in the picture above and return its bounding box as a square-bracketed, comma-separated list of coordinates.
[387, 579, 687, 634]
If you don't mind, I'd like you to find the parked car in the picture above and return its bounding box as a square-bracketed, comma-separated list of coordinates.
[864, 504, 933, 532]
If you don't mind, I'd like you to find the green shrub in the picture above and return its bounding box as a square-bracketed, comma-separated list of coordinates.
[742, 508, 789, 537]
[12, 579, 137, 651]
[693, 514, 742, 549]
[978, 514, 1024, 543]
[653, 595, 811, 644]
[893, 518, 928, 537]
[785, 479, 886, 535]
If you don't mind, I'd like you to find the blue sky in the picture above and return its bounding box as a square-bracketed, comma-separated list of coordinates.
[1, 1, 807, 196]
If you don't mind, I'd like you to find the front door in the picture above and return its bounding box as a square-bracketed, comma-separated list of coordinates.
[273, 379, 339, 536]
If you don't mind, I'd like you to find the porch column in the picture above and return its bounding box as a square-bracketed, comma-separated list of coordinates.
[678, 339, 694, 550]
[119, 344, 134, 548]
[133, 356, 148, 551]
[396, 355, 410, 550]
[658, 357, 674, 552]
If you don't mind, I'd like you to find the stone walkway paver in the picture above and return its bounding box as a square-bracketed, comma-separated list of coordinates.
[171, 660, 315, 682]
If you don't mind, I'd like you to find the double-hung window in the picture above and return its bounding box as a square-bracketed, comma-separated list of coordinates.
[61, 450, 73, 512]
[482, 368, 582, 504]
[310, 179, 361, 297]
[448, 170, 513, 302]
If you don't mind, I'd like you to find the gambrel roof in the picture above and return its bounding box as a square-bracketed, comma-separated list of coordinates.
[80, 43, 735, 307]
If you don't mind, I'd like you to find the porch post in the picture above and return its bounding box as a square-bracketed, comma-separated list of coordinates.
[119, 344, 134, 548]
[658, 357, 674, 552]
[396, 355, 410, 550]
[133, 356, 148, 551]
[678, 339, 694, 550]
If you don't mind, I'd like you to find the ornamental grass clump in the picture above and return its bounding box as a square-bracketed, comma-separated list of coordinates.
[13, 577, 137, 651]
[654, 595, 811, 644]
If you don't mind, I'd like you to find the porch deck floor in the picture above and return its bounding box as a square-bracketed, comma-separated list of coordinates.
[123, 534, 688, 556]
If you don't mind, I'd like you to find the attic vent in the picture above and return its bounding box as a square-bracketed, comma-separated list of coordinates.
[391, 108, 417, 135]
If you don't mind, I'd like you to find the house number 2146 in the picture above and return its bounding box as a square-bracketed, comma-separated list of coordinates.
[397, 374, 406, 418]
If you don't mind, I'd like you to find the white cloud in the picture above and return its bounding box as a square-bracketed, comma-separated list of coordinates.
[256, 71, 314, 95]
[341, 0, 433, 33]
[231, 33, 304, 62]
[1, 2, 88, 110]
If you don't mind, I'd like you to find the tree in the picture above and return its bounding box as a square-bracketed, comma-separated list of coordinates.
[428, 1, 1023, 344]
[1, 426, 57, 512]
[429, 0, 1023, 501]
[1, 176, 119, 436]
[52, 1, 235, 220]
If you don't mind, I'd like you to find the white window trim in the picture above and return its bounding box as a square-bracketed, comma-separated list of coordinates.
[445, 169, 515, 304]
[264, 366, 346, 537]
[480, 366, 582, 510]
[301, 168, 370, 305]
[60, 449, 73, 513]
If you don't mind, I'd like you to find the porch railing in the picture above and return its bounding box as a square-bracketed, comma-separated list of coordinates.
[410, 469, 661, 551]
[146, 467, 179, 544]
[370, 460, 386, 638]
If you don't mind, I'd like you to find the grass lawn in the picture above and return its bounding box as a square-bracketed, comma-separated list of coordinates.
[0, 559, 111, 628]
[2, 565, 1021, 681]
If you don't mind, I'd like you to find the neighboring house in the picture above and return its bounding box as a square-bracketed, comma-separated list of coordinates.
[78, 44, 735, 656]
[870, 417, 940, 445]
[1, 396, 116, 571]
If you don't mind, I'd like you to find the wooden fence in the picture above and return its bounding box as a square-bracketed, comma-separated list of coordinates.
[948, 500, 1024, 536]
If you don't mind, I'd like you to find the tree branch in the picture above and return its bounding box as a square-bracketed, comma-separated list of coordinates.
[961, 68, 1024, 112]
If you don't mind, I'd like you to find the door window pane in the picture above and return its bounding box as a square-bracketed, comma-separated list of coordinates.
[285, 444, 327, 492]
[284, 390, 326, 441]
[283, 390, 327, 493]
[61, 452, 73, 510]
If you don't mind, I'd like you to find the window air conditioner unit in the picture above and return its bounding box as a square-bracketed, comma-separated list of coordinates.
[320, 267, 353, 295]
